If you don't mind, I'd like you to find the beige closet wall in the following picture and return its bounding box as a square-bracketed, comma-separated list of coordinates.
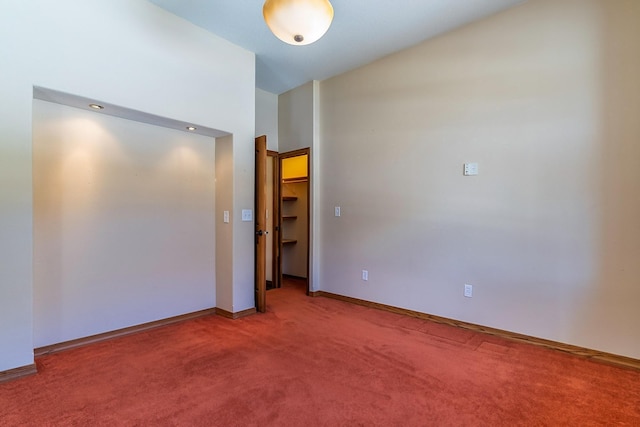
[318, 0, 640, 359]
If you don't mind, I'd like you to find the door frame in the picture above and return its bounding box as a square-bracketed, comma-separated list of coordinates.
[267, 150, 280, 289]
[278, 148, 311, 295]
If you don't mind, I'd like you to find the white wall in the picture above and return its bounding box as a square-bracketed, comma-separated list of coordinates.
[0, 0, 255, 371]
[256, 88, 279, 151]
[318, 0, 640, 359]
[32, 100, 216, 347]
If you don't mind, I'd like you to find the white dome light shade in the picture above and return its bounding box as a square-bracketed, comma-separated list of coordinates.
[263, 0, 334, 46]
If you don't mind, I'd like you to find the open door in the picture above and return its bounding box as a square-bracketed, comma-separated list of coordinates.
[255, 135, 267, 312]
[267, 151, 281, 290]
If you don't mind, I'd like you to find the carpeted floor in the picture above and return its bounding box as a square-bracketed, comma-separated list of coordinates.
[1, 279, 639, 426]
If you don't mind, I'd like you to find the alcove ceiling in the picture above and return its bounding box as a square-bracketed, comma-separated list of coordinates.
[34, 87, 229, 138]
[148, 0, 526, 94]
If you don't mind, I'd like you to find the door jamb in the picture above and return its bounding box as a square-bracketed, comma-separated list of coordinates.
[278, 147, 311, 295]
[267, 150, 280, 289]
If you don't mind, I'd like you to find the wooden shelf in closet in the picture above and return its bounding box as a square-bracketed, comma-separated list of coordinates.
[282, 239, 298, 245]
[282, 196, 298, 201]
[282, 215, 297, 220]
[282, 177, 308, 184]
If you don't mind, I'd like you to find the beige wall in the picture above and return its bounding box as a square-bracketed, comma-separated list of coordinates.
[318, 0, 640, 359]
[215, 135, 234, 311]
[279, 82, 314, 153]
[279, 82, 321, 289]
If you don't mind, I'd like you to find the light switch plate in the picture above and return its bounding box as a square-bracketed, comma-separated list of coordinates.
[223, 211, 230, 223]
[464, 163, 479, 176]
[464, 284, 473, 298]
[241, 209, 252, 222]
[335, 206, 341, 217]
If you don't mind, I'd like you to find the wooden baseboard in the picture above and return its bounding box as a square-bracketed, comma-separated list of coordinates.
[214, 307, 257, 319]
[34, 308, 216, 357]
[0, 363, 38, 384]
[313, 291, 640, 371]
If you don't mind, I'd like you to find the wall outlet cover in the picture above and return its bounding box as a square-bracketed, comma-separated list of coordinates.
[464, 284, 473, 298]
[464, 163, 479, 176]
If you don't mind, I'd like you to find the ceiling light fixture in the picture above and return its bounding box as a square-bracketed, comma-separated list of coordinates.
[263, 0, 334, 46]
[89, 103, 104, 110]
[186, 126, 197, 131]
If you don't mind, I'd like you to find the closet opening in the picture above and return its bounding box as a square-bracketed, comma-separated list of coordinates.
[277, 148, 310, 295]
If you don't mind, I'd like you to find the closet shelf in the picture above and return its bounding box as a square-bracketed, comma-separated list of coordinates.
[282, 215, 297, 220]
[282, 177, 308, 184]
[282, 196, 298, 201]
[282, 239, 298, 245]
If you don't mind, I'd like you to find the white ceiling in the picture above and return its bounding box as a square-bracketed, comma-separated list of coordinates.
[148, 0, 526, 94]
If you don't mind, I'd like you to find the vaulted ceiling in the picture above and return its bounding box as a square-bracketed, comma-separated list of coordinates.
[148, 0, 526, 94]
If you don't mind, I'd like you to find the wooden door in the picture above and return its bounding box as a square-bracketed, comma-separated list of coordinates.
[267, 151, 281, 289]
[255, 136, 267, 312]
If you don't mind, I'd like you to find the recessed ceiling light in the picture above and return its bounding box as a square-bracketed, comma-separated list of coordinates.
[89, 104, 104, 110]
[186, 126, 197, 131]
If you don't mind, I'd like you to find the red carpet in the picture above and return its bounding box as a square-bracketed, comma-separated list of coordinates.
[2, 280, 639, 426]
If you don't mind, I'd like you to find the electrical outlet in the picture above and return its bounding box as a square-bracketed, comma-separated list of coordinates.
[223, 210, 230, 223]
[464, 284, 473, 298]
[362, 270, 368, 281]
[335, 206, 341, 217]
